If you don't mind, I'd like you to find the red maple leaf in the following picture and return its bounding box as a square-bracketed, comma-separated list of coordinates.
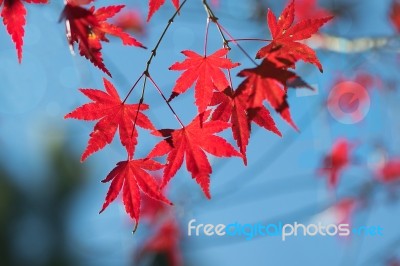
[65, 78, 155, 161]
[148, 0, 179, 21]
[169, 48, 240, 114]
[210, 88, 281, 164]
[0, 0, 48, 63]
[318, 138, 352, 188]
[60, 2, 145, 76]
[137, 219, 182, 266]
[148, 110, 242, 198]
[236, 59, 299, 130]
[256, 1, 332, 72]
[99, 158, 172, 226]
[141, 190, 170, 225]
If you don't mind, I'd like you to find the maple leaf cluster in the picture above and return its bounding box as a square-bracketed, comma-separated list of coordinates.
[65, 78, 170, 225]
[63, 0, 332, 226]
[0, 0, 330, 227]
[166, 1, 332, 165]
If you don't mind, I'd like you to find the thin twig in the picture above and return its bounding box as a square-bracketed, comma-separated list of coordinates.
[124, 0, 188, 101]
[217, 22, 259, 66]
[202, 0, 229, 48]
[201, 0, 259, 66]
[122, 0, 188, 142]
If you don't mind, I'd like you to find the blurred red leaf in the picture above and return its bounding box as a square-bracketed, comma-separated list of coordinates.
[1, 0, 48, 63]
[314, 197, 358, 232]
[319, 138, 352, 188]
[141, 186, 171, 224]
[390, 0, 400, 32]
[137, 219, 182, 266]
[295, 0, 332, 21]
[336, 72, 381, 91]
[377, 158, 400, 183]
[333, 198, 358, 225]
[114, 9, 145, 35]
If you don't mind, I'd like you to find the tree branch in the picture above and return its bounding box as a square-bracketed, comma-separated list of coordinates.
[307, 33, 397, 53]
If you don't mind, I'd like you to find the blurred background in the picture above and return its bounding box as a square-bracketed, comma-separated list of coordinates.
[0, 0, 400, 265]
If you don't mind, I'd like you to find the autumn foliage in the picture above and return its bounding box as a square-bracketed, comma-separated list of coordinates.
[4, 0, 332, 228]
[64, 0, 331, 227]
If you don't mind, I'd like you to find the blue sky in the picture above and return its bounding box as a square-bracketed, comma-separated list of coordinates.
[0, 0, 399, 265]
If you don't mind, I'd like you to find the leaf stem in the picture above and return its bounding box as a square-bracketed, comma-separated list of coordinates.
[122, 73, 144, 103]
[144, 0, 188, 73]
[204, 17, 211, 56]
[217, 22, 259, 66]
[225, 54, 234, 93]
[202, 0, 229, 48]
